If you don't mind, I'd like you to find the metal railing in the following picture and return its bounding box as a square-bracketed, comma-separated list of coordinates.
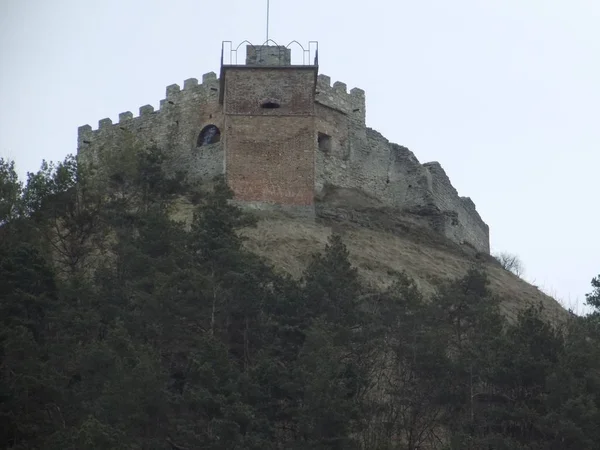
[221, 40, 319, 66]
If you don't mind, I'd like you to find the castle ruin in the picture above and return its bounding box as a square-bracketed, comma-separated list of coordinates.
[77, 41, 490, 253]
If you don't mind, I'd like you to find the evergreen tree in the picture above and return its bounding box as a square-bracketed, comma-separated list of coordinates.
[2, 151, 600, 449]
[0, 158, 22, 225]
[585, 274, 600, 315]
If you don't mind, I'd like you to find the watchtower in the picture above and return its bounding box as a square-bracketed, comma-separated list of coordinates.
[220, 41, 319, 209]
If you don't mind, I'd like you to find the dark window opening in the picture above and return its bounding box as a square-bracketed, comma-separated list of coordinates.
[197, 125, 221, 147]
[261, 101, 281, 109]
[318, 132, 332, 153]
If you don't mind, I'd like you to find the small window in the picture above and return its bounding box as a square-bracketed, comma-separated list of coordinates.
[197, 125, 221, 147]
[261, 100, 281, 109]
[318, 132, 332, 153]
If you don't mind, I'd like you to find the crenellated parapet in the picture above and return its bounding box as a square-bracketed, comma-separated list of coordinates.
[315, 74, 366, 124]
[77, 72, 221, 149]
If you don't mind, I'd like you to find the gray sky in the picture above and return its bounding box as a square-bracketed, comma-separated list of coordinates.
[1, 0, 598, 313]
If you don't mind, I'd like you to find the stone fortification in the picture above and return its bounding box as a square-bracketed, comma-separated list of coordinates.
[78, 72, 225, 183]
[77, 43, 489, 253]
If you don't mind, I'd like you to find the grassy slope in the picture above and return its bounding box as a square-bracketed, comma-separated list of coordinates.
[240, 214, 568, 324]
[172, 197, 567, 324]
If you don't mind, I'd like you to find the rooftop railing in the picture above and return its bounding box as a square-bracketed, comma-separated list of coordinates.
[221, 40, 319, 66]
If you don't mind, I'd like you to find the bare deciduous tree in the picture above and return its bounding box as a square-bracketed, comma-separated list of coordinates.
[494, 252, 524, 277]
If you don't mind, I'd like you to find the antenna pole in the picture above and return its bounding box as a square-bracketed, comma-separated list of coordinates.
[266, 0, 270, 42]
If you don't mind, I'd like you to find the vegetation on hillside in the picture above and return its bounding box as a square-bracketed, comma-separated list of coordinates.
[493, 252, 524, 278]
[1, 151, 600, 449]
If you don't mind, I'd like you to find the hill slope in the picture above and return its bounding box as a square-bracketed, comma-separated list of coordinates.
[239, 210, 567, 324]
[173, 192, 567, 324]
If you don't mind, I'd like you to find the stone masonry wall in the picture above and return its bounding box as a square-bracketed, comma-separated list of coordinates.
[315, 74, 365, 123]
[315, 74, 432, 211]
[314, 73, 489, 252]
[423, 162, 490, 252]
[77, 72, 225, 184]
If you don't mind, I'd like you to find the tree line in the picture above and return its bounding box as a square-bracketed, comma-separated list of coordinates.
[1, 148, 600, 449]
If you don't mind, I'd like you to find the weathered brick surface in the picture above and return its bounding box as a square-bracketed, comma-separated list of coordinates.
[223, 66, 317, 206]
[225, 116, 315, 205]
[224, 68, 316, 116]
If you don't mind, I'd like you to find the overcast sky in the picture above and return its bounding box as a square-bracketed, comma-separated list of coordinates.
[1, 0, 598, 313]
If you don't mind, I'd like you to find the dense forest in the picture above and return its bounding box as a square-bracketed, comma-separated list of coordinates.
[1, 147, 600, 449]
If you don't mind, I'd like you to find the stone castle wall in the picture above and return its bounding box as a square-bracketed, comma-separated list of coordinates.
[313, 74, 489, 253]
[77, 70, 490, 253]
[423, 162, 490, 252]
[78, 72, 225, 184]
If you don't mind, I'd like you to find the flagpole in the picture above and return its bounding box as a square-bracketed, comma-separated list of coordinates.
[266, 0, 270, 42]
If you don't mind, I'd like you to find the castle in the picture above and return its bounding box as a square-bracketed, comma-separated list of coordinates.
[77, 41, 490, 253]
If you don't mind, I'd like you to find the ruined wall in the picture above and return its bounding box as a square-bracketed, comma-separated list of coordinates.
[315, 73, 490, 253]
[423, 162, 490, 252]
[77, 72, 224, 184]
[315, 75, 433, 210]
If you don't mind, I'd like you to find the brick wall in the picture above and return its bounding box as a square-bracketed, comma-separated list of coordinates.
[223, 68, 316, 116]
[225, 115, 315, 205]
[223, 66, 317, 206]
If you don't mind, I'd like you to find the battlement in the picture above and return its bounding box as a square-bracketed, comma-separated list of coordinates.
[315, 74, 366, 123]
[78, 72, 220, 146]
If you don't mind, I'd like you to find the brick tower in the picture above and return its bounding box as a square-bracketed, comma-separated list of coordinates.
[220, 44, 318, 209]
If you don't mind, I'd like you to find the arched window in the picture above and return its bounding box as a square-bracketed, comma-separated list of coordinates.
[261, 100, 281, 109]
[197, 125, 221, 147]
